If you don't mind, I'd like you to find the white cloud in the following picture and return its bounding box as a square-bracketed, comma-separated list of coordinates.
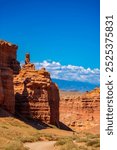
[33, 60, 100, 84]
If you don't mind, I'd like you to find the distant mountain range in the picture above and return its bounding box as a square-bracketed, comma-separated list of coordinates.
[52, 78, 99, 92]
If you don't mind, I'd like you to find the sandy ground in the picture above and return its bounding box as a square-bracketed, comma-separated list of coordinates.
[24, 141, 56, 150]
[39, 128, 74, 136]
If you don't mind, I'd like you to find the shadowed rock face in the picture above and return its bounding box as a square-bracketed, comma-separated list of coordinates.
[0, 40, 20, 113]
[14, 55, 60, 125]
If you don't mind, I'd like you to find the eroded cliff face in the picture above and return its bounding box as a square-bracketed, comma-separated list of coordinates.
[0, 40, 20, 113]
[14, 56, 59, 125]
[0, 41, 59, 124]
[59, 88, 100, 130]
[0, 40, 99, 129]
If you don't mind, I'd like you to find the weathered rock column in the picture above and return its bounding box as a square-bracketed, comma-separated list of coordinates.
[14, 55, 60, 125]
[0, 68, 15, 113]
[0, 40, 20, 114]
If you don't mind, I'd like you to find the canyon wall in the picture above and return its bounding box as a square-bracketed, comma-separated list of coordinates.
[59, 88, 100, 130]
[0, 40, 99, 129]
[0, 40, 59, 125]
[14, 56, 59, 125]
[0, 40, 20, 113]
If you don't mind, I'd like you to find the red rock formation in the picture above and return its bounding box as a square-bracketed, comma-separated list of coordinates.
[0, 40, 20, 113]
[0, 70, 4, 105]
[0, 40, 20, 74]
[0, 40, 99, 130]
[59, 88, 100, 130]
[14, 54, 59, 125]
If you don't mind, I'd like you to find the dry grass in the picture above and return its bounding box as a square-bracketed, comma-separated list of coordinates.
[0, 117, 74, 150]
[39, 128, 73, 136]
[5, 141, 29, 150]
[0, 117, 100, 150]
[54, 132, 100, 150]
[0, 117, 61, 150]
[55, 138, 78, 150]
[0, 117, 41, 149]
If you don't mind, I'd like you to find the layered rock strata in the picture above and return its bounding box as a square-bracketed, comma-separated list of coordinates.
[14, 54, 59, 125]
[0, 40, 20, 113]
[59, 88, 100, 129]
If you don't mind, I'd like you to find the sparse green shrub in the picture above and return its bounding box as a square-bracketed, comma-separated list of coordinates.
[78, 146, 88, 150]
[86, 139, 100, 147]
[55, 138, 72, 146]
[1, 125, 9, 129]
[42, 133, 58, 141]
[76, 137, 87, 143]
[19, 135, 41, 143]
[55, 137, 79, 150]
[85, 133, 100, 139]
[5, 141, 29, 150]
[60, 141, 78, 150]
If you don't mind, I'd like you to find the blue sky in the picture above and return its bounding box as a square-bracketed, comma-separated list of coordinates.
[0, 0, 100, 83]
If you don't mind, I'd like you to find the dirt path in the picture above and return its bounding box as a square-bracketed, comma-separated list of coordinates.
[24, 141, 56, 150]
